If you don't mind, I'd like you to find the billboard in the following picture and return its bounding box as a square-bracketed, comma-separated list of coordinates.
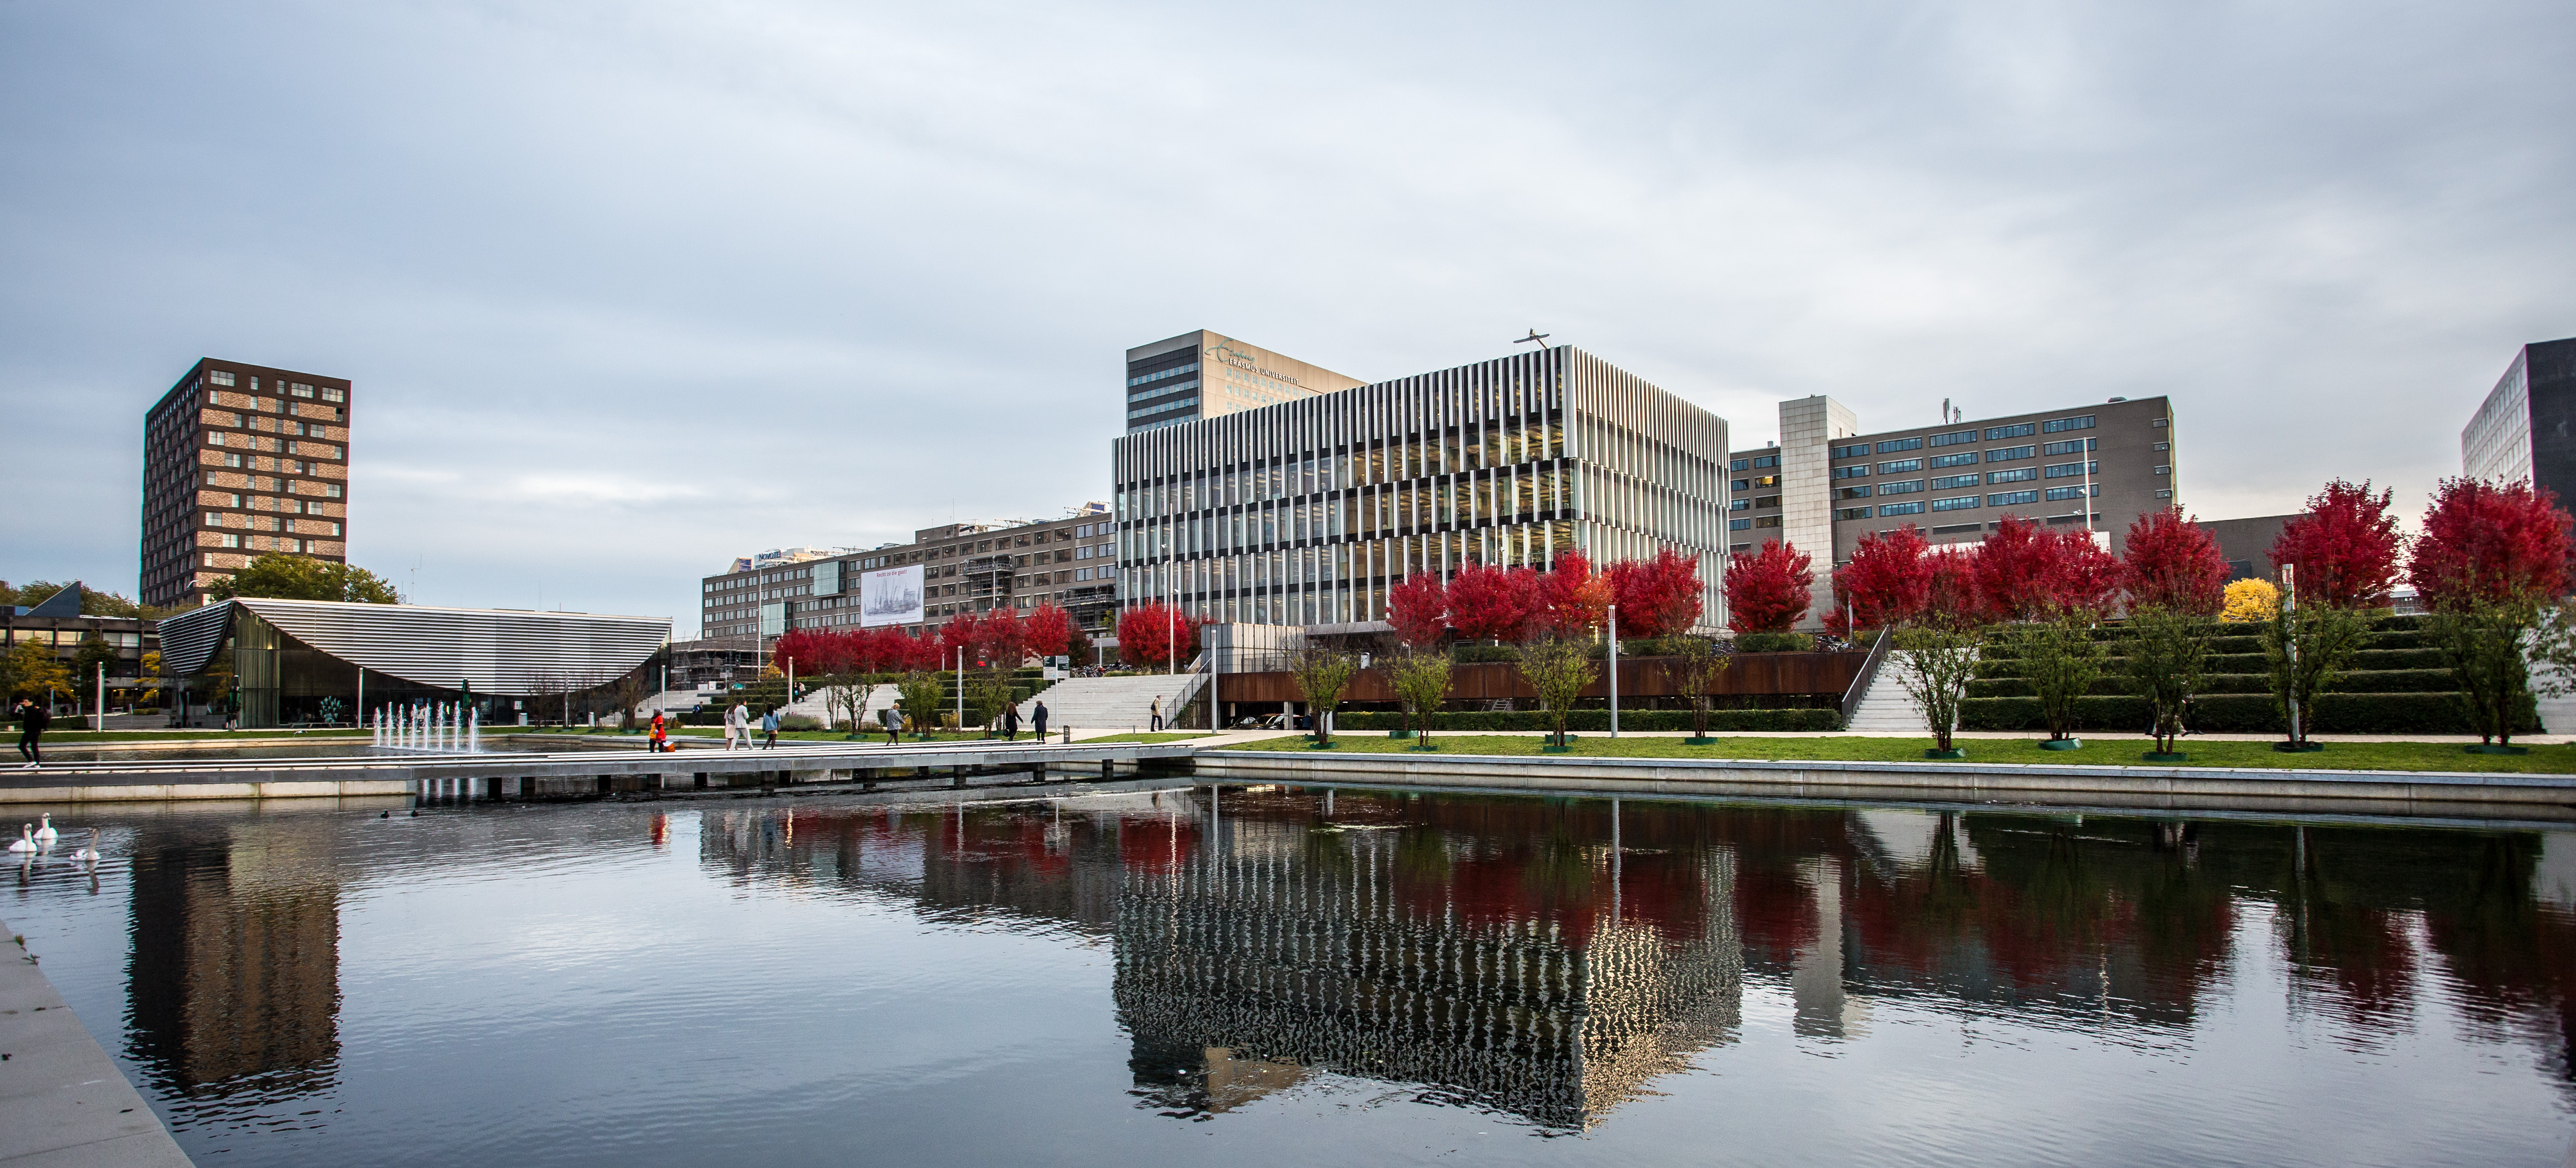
[859, 564, 926, 628]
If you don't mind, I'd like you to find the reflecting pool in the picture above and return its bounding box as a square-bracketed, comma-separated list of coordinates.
[6, 786, 2576, 1166]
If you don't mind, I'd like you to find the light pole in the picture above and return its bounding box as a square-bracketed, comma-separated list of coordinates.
[1607, 604, 1620, 739]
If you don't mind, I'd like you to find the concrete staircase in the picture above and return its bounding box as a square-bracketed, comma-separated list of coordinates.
[1017, 673, 1203, 735]
[1843, 654, 1930, 734]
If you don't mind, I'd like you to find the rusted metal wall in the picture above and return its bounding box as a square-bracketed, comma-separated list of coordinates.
[1216, 651, 1865, 705]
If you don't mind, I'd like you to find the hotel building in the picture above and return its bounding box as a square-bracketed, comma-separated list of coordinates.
[141, 359, 352, 609]
[1111, 345, 1730, 632]
[1125, 330, 1367, 434]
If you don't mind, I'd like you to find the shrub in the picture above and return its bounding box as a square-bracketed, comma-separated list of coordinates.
[1735, 631, 1813, 653]
[1960, 692, 2538, 735]
[1329, 708, 1842, 733]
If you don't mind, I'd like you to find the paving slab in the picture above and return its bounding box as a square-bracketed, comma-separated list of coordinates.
[0, 921, 190, 1167]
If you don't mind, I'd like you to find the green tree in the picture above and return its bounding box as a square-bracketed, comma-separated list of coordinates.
[1288, 647, 1360, 745]
[2015, 616, 2105, 743]
[894, 671, 947, 738]
[1665, 635, 1735, 740]
[207, 555, 402, 603]
[2124, 606, 2210, 755]
[2263, 598, 2364, 748]
[69, 632, 118, 716]
[1514, 634, 1598, 749]
[2426, 597, 2539, 747]
[1387, 653, 1454, 744]
[1893, 627, 1979, 753]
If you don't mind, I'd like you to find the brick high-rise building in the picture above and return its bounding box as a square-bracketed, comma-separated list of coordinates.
[141, 359, 352, 609]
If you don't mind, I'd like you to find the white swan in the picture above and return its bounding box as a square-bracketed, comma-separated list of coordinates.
[70, 830, 100, 864]
[34, 814, 56, 845]
[6, 825, 33, 853]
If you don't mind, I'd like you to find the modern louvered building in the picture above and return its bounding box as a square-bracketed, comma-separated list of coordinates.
[1110, 345, 1731, 632]
[157, 597, 669, 728]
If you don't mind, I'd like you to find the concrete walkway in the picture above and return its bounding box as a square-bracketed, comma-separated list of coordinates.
[0, 921, 190, 1167]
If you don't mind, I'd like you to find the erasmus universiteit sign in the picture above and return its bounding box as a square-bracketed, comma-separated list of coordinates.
[858, 564, 926, 628]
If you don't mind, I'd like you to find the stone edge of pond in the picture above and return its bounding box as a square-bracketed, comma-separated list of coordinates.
[0, 917, 195, 1167]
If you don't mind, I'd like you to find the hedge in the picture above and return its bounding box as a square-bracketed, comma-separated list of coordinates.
[1330, 708, 1842, 733]
[1969, 668, 2461, 699]
[1959, 692, 2539, 735]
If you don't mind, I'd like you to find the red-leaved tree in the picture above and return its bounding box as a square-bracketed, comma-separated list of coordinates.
[2121, 508, 2228, 615]
[772, 628, 833, 676]
[1974, 517, 2060, 622]
[1022, 603, 1075, 661]
[1922, 547, 1985, 631]
[937, 613, 983, 667]
[1447, 562, 1540, 642]
[971, 606, 1028, 668]
[1115, 602, 1198, 669]
[1537, 551, 1613, 638]
[1610, 548, 1705, 638]
[2271, 479, 2404, 608]
[1834, 525, 1933, 630]
[2410, 477, 2576, 610]
[2054, 528, 2124, 617]
[1386, 573, 1450, 649]
[1721, 541, 1812, 634]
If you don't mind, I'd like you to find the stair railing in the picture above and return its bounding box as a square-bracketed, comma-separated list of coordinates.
[1838, 625, 1897, 728]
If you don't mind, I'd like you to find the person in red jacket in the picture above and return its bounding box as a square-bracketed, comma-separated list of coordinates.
[648, 709, 668, 753]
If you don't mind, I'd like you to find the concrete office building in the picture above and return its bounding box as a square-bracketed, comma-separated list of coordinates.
[1730, 395, 2179, 622]
[700, 504, 1119, 645]
[1112, 345, 1730, 632]
[2463, 336, 2576, 500]
[1126, 330, 1368, 434]
[141, 359, 352, 610]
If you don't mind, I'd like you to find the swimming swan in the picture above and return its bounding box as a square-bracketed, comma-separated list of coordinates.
[34, 814, 56, 845]
[7, 825, 33, 853]
[70, 830, 100, 864]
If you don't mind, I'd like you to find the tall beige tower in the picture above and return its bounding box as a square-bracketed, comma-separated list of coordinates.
[1776, 396, 1860, 629]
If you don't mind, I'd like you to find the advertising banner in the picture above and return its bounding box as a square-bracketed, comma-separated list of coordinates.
[859, 564, 926, 628]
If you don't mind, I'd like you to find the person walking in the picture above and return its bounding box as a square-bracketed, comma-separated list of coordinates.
[15, 698, 46, 768]
[1149, 696, 1163, 733]
[724, 701, 749, 750]
[1002, 702, 1020, 742]
[881, 702, 904, 745]
[760, 707, 780, 749]
[1032, 700, 1048, 742]
[648, 709, 668, 753]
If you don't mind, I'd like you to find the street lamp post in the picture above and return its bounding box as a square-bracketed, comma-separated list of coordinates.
[1608, 604, 1620, 739]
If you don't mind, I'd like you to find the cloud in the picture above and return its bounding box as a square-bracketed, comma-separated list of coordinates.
[2, 0, 2569, 628]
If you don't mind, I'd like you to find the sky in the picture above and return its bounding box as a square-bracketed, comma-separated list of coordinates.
[3, 0, 2570, 634]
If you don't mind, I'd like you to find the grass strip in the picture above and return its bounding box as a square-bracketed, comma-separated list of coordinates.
[1217, 734, 2576, 774]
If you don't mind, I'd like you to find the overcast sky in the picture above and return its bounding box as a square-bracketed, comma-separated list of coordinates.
[4, 0, 2569, 632]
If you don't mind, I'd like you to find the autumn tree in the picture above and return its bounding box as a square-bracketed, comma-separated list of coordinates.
[2055, 528, 2125, 617]
[1974, 518, 2061, 622]
[2221, 578, 2277, 623]
[1921, 548, 1986, 632]
[1385, 573, 1451, 650]
[2270, 480, 2404, 609]
[1446, 563, 1538, 643]
[2122, 508, 2229, 616]
[1537, 551, 1612, 638]
[1022, 603, 1076, 662]
[1115, 603, 1197, 670]
[207, 554, 401, 603]
[2, 638, 70, 701]
[1609, 548, 1705, 638]
[1834, 525, 1933, 631]
[1721, 541, 1812, 634]
[2409, 477, 2575, 611]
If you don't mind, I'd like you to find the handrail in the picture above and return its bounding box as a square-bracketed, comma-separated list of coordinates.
[1838, 625, 1897, 727]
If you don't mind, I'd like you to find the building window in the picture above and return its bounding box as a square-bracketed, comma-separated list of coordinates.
[1749, 475, 1779, 488]
[325, 483, 343, 498]
[1730, 458, 1749, 471]
[1835, 506, 1873, 521]
[1752, 515, 1783, 528]
[1988, 490, 2040, 506]
[1877, 479, 1923, 495]
[1987, 467, 2038, 485]
[290, 382, 315, 398]
[2041, 438, 2096, 457]
[1985, 423, 2036, 440]
[1836, 485, 1873, 500]
[1876, 501, 1925, 516]
[1728, 518, 1751, 531]
[1928, 430, 1979, 448]
[1875, 437, 1923, 453]
[2155, 465, 2172, 475]
[2045, 485, 2099, 502]
[1832, 466, 1870, 480]
[2042, 415, 2095, 434]
[1730, 479, 1749, 492]
[1876, 459, 1922, 474]
[1928, 473, 1978, 490]
[322, 387, 345, 403]
[1751, 455, 1779, 469]
[2043, 461, 2098, 479]
[1831, 443, 1872, 459]
[1931, 495, 1979, 512]
[1986, 445, 2035, 462]
[1929, 452, 1977, 470]
[1728, 498, 1750, 511]
[2155, 489, 2173, 498]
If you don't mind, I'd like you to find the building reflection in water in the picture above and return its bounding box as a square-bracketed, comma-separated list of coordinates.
[124, 821, 343, 1108]
[699, 788, 2576, 1128]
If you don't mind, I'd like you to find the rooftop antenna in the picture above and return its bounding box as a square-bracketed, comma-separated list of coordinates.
[1952, 404, 1963, 424]
[1942, 398, 1951, 426]
[1513, 328, 1550, 350]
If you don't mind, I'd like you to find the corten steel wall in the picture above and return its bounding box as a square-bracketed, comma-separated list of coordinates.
[1216, 651, 1865, 705]
[1112, 346, 1731, 635]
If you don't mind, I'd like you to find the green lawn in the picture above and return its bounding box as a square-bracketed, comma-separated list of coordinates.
[1218, 734, 2576, 774]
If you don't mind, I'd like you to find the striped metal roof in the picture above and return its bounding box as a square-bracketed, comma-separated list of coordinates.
[158, 598, 669, 695]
